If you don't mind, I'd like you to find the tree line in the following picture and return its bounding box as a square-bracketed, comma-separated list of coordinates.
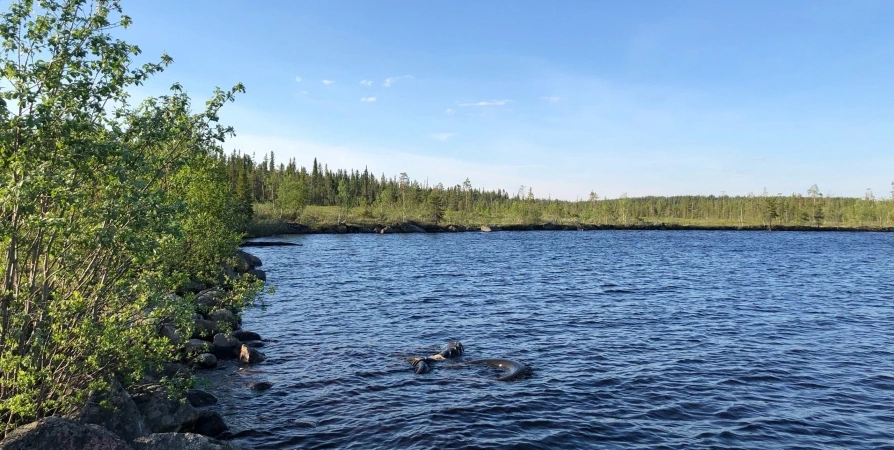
[226, 151, 894, 229]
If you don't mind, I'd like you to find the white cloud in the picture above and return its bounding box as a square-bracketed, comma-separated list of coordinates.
[322, 80, 335, 85]
[445, 108, 455, 115]
[430, 133, 455, 141]
[459, 100, 510, 107]
[360, 80, 374, 86]
[382, 75, 414, 87]
[360, 96, 376, 102]
[541, 96, 560, 102]
[295, 76, 302, 83]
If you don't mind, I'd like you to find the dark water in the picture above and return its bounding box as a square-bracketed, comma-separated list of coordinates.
[207, 231, 894, 449]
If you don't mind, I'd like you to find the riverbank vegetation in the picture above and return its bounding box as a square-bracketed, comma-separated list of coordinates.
[223, 153, 894, 235]
[0, 0, 255, 436]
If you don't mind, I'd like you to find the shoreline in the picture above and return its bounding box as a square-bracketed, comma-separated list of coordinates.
[249, 221, 894, 238]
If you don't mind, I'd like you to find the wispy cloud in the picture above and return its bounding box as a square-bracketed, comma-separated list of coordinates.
[445, 108, 455, 115]
[322, 80, 335, 85]
[299, 90, 307, 95]
[430, 133, 455, 141]
[360, 80, 374, 86]
[382, 75, 414, 87]
[295, 76, 302, 83]
[541, 96, 560, 102]
[459, 100, 510, 107]
[360, 96, 376, 102]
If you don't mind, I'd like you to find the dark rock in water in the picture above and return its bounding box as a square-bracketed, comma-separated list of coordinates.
[243, 340, 265, 348]
[380, 226, 394, 234]
[193, 352, 218, 369]
[193, 318, 220, 340]
[212, 333, 241, 359]
[0, 417, 131, 450]
[132, 432, 246, 450]
[132, 387, 198, 433]
[239, 345, 266, 364]
[186, 389, 218, 407]
[247, 268, 266, 281]
[248, 381, 273, 391]
[235, 249, 262, 268]
[71, 378, 149, 442]
[231, 330, 261, 341]
[336, 224, 348, 233]
[188, 411, 228, 438]
[186, 338, 212, 354]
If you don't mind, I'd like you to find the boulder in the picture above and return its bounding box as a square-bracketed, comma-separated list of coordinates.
[247, 269, 266, 281]
[230, 330, 261, 342]
[185, 389, 218, 408]
[195, 288, 226, 310]
[248, 381, 273, 391]
[209, 309, 238, 331]
[193, 353, 218, 369]
[380, 226, 394, 234]
[161, 362, 191, 380]
[242, 340, 265, 348]
[480, 225, 492, 232]
[335, 224, 348, 234]
[220, 263, 238, 282]
[238, 345, 266, 364]
[158, 323, 183, 345]
[193, 319, 220, 340]
[132, 433, 246, 450]
[132, 388, 199, 433]
[236, 250, 262, 267]
[212, 333, 241, 359]
[403, 224, 426, 233]
[187, 411, 228, 438]
[0, 417, 131, 450]
[186, 338, 213, 354]
[180, 280, 208, 295]
[71, 378, 149, 442]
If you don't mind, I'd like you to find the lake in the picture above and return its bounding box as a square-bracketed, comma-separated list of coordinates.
[206, 231, 894, 449]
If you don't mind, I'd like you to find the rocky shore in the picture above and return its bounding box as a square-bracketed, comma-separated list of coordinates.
[269, 221, 894, 235]
[0, 250, 270, 450]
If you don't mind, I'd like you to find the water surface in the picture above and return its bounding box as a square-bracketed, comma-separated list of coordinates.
[207, 231, 894, 449]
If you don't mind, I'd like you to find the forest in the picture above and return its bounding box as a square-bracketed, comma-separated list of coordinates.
[224, 151, 894, 233]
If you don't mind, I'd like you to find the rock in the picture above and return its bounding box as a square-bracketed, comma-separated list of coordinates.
[242, 340, 265, 348]
[380, 226, 394, 234]
[195, 288, 226, 310]
[480, 225, 492, 232]
[247, 269, 266, 282]
[543, 223, 556, 230]
[403, 224, 426, 233]
[231, 330, 261, 341]
[239, 345, 266, 364]
[186, 338, 212, 354]
[0, 417, 131, 450]
[336, 224, 348, 233]
[71, 378, 149, 442]
[132, 388, 199, 433]
[447, 225, 459, 232]
[158, 323, 183, 345]
[161, 362, 191, 380]
[132, 433, 246, 450]
[180, 280, 208, 294]
[185, 389, 218, 408]
[220, 262, 238, 282]
[235, 249, 262, 269]
[209, 309, 238, 330]
[248, 381, 273, 391]
[193, 319, 219, 340]
[188, 411, 228, 438]
[212, 333, 241, 359]
[193, 353, 218, 369]
[373, 226, 382, 233]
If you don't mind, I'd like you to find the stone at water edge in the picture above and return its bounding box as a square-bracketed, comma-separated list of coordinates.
[247, 268, 266, 281]
[70, 378, 149, 442]
[132, 432, 246, 450]
[239, 345, 266, 364]
[243, 340, 265, 348]
[186, 338, 213, 354]
[194, 352, 218, 369]
[195, 288, 226, 310]
[186, 389, 218, 407]
[480, 225, 492, 232]
[231, 329, 261, 341]
[188, 411, 228, 438]
[212, 333, 242, 359]
[158, 323, 183, 345]
[132, 387, 199, 433]
[248, 381, 273, 391]
[209, 309, 238, 329]
[0, 417, 132, 450]
[193, 318, 220, 340]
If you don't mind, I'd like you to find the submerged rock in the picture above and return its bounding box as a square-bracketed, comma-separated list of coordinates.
[239, 345, 266, 364]
[0, 417, 131, 450]
[132, 432, 246, 450]
[185, 389, 218, 408]
[248, 381, 273, 391]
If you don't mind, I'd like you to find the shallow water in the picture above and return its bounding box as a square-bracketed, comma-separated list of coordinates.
[205, 231, 894, 449]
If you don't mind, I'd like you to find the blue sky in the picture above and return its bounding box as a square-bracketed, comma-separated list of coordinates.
[121, 1, 894, 200]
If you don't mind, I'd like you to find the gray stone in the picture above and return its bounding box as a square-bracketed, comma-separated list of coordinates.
[185, 389, 218, 408]
[230, 330, 261, 342]
[158, 323, 183, 345]
[132, 388, 198, 433]
[193, 319, 220, 340]
[132, 433, 246, 450]
[195, 288, 226, 310]
[403, 224, 426, 233]
[238, 345, 266, 364]
[247, 269, 266, 282]
[209, 309, 238, 330]
[212, 333, 241, 359]
[186, 338, 212, 354]
[248, 381, 273, 391]
[236, 250, 262, 267]
[380, 226, 394, 234]
[188, 411, 228, 438]
[72, 378, 149, 442]
[193, 352, 218, 369]
[0, 417, 131, 450]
